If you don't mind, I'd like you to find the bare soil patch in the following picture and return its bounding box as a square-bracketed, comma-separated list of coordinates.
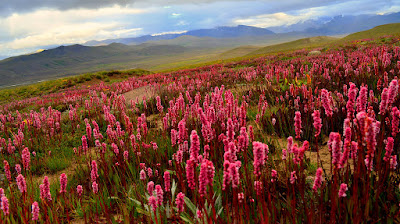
[123, 86, 155, 104]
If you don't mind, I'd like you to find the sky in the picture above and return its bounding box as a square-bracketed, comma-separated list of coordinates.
[0, 0, 399, 57]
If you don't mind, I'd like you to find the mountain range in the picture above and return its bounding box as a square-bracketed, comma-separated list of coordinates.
[1, 12, 400, 88]
[84, 12, 400, 46]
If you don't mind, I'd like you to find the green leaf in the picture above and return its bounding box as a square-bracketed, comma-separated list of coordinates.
[180, 213, 195, 224]
[136, 207, 150, 216]
[171, 179, 177, 200]
[184, 196, 197, 215]
[128, 197, 143, 207]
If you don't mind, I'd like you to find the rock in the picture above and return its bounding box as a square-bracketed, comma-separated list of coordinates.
[308, 50, 321, 56]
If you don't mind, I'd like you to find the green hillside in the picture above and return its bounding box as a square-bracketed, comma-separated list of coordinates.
[342, 23, 400, 41]
[246, 36, 337, 56]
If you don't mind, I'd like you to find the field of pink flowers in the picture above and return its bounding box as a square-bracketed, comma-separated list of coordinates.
[1, 36, 400, 223]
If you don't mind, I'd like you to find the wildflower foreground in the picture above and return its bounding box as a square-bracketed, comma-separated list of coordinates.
[1, 36, 400, 223]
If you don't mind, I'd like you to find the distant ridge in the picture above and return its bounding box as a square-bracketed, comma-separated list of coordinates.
[84, 25, 274, 46]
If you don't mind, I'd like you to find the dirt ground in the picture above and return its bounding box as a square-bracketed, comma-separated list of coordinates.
[123, 86, 155, 104]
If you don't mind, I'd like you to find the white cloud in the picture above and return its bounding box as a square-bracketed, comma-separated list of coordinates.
[377, 5, 400, 15]
[233, 8, 324, 28]
[151, 30, 187, 36]
[171, 13, 181, 17]
[0, 5, 148, 51]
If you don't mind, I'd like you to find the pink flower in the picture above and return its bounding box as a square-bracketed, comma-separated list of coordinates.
[189, 130, 200, 162]
[42, 176, 52, 201]
[238, 193, 244, 203]
[339, 140, 351, 168]
[140, 169, 146, 180]
[312, 168, 323, 192]
[3, 161, 11, 183]
[1, 196, 9, 215]
[391, 107, 400, 137]
[171, 129, 177, 146]
[148, 196, 157, 211]
[15, 164, 21, 174]
[248, 125, 254, 142]
[21, 147, 30, 170]
[164, 171, 171, 192]
[92, 181, 98, 194]
[294, 111, 302, 139]
[390, 155, 398, 170]
[272, 118, 276, 126]
[254, 181, 263, 195]
[196, 209, 203, 220]
[155, 185, 163, 206]
[388, 79, 398, 105]
[312, 110, 322, 137]
[346, 83, 357, 118]
[112, 143, 119, 155]
[253, 141, 266, 177]
[82, 135, 88, 153]
[147, 181, 154, 195]
[379, 88, 389, 114]
[321, 89, 333, 117]
[384, 137, 394, 162]
[156, 96, 164, 113]
[59, 173, 67, 193]
[77, 185, 83, 197]
[229, 161, 241, 188]
[147, 168, 153, 178]
[123, 151, 129, 161]
[199, 159, 215, 196]
[91, 160, 98, 183]
[290, 171, 297, 184]
[226, 118, 235, 142]
[338, 183, 348, 197]
[287, 136, 293, 153]
[16, 174, 27, 193]
[330, 133, 342, 168]
[222, 161, 231, 191]
[186, 159, 196, 190]
[356, 86, 368, 112]
[178, 119, 187, 143]
[271, 170, 277, 182]
[282, 148, 287, 160]
[176, 192, 185, 213]
[32, 201, 39, 221]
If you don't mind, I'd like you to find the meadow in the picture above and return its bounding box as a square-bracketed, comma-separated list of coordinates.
[0, 35, 400, 223]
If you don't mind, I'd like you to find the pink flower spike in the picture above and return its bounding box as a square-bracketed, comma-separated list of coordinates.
[338, 183, 348, 197]
[16, 174, 27, 193]
[312, 110, 322, 137]
[1, 196, 9, 216]
[175, 192, 185, 213]
[77, 185, 83, 197]
[164, 171, 171, 192]
[147, 181, 154, 195]
[59, 173, 67, 193]
[294, 111, 302, 139]
[148, 196, 157, 211]
[290, 171, 297, 184]
[32, 201, 39, 221]
[92, 181, 98, 194]
[312, 168, 323, 192]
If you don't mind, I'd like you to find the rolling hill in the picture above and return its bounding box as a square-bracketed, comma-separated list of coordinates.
[341, 23, 400, 41]
[246, 36, 337, 56]
[0, 43, 187, 87]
